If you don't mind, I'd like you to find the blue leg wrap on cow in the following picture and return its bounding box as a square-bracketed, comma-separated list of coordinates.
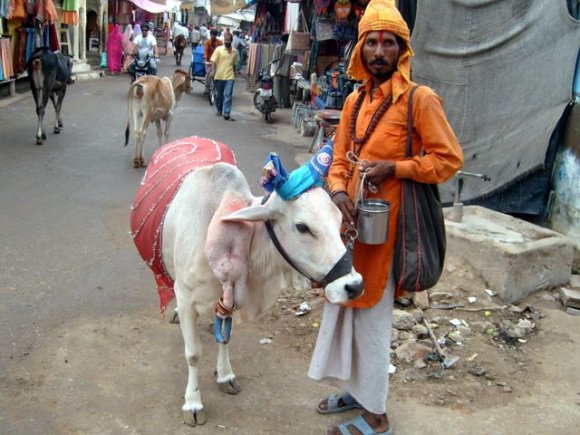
[213, 316, 232, 344]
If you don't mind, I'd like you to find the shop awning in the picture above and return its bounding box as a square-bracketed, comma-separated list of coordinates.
[128, 0, 169, 13]
[210, 0, 248, 15]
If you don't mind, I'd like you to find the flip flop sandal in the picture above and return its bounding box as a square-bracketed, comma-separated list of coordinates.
[328, 414, 394, 435]
[317, 392, 363, 415]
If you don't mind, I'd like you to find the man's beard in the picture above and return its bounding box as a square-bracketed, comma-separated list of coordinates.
[366, 60, 396, 81]
[225, 43, 232, 48]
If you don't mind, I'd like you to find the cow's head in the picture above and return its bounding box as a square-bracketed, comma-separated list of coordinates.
[172, 69, 192, 100]
[65, 55, 74, 85]
[221, 187, 364, 304]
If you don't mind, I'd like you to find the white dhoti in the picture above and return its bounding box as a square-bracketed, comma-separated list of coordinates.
[308, 272, 395, 415]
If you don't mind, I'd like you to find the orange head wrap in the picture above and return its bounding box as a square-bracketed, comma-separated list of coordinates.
[347, 0, 414, 102]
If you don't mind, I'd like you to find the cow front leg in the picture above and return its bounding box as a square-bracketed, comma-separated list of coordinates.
[163, 114, 173, 146]
[155, 119, 163, 148]
[216, 342, 241, 394]
[214, 281, 241, 394]
[176, 285, 207, 427]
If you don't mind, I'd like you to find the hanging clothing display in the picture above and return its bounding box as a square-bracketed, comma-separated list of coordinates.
[62, 0, 79, 25]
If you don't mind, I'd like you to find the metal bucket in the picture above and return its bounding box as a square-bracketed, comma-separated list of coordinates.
[357, 199, 390, 244]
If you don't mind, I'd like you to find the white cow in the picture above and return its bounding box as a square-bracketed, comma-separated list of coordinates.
[130, 138, 364, 426]
[124, 69, 191, 168]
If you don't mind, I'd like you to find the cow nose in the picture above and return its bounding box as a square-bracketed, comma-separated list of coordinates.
[346, 281, 364, 300]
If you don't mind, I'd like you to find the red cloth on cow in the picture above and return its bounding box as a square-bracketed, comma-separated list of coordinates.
[130, 137, 237, 313]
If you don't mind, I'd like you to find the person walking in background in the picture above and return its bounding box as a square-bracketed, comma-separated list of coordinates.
[271, 34, 293, 108]
[308, 0, 464, 434]
[172, 21, 189, 41]
[190, 26, 201, 49]
[132, 23, 141, 41]
[106, 24, 124, 75]
[232, 30, 247, 74]
[199, 23, 209, 44]
[122, 24, 134, 72]
[210, 32, 238, 121]
[203, 29, 223, 94]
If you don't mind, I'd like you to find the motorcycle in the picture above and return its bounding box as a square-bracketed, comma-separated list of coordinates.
[129, 53, 155, 83]
[253, 66, 278, 122]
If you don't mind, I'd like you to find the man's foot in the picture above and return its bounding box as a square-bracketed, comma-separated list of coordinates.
[216, 112, 222, 116]
[325, 412, 391, 435]
[317, 393, 362, 414]
[223, 115, 235, 121]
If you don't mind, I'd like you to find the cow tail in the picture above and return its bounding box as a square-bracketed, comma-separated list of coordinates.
[125, 84, 134, 147]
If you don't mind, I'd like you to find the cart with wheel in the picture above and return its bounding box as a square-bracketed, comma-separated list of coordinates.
[190, 46, 215, 105]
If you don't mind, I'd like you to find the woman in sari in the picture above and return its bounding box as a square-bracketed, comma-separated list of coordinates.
[106, 24, 124, 74]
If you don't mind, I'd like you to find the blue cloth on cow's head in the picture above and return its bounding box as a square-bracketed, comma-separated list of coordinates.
[259, 141, 334, 200]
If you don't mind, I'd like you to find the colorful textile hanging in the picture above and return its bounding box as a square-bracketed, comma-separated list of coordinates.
[334, 0, 352, 21]
[62, 0, 78, 25]
[314, 0, 331, 15]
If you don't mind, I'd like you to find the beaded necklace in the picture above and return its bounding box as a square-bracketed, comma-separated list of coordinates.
[349, 89, 393, 153]
[345, 88, 393, 180]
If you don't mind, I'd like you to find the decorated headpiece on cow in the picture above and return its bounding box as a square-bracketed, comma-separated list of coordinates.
[260, 142, 334, 199]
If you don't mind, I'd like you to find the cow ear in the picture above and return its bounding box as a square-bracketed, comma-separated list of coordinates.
[221, 204, 277, 222]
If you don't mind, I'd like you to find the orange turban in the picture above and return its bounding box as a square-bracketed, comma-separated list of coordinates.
[347, 0, 414, 102]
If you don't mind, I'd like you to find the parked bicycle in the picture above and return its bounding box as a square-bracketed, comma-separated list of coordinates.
[308, 109, 342, 153]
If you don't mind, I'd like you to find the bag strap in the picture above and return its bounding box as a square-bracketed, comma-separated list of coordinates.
[298, 9, 310, 33]
[405, 85, 422, 158]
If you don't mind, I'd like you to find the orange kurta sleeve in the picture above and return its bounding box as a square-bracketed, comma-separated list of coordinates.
[327, 80, 463, 309]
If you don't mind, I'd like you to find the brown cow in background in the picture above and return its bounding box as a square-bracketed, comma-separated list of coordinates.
[174, 34, 187, 66]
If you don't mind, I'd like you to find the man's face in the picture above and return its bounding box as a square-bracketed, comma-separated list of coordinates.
[362, 31, 400, 81]
[141, 27, 149, 36]
[224, 36, 232, 48]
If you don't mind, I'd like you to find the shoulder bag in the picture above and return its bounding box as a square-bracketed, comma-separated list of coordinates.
[393, 85, 447, 292]
[286, 10, 311, 55]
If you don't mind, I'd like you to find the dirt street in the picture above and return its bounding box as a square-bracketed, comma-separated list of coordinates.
[1, 55, 579, 435]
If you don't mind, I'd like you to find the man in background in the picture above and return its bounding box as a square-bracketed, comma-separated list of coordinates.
[203, 29, 223, 94]
[199, 23, 209, 44]
[232, 30, 247, 74]
[271, 34, 294, 108]
[129, 22, 158, 78]
[210, 33, 238, 121]
[190, 25, 201, 49]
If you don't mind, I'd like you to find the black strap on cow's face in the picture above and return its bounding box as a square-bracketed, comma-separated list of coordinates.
[261, 195, 353, 286]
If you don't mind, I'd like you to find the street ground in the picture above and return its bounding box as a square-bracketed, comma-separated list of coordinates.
[0, 51, 579, 434]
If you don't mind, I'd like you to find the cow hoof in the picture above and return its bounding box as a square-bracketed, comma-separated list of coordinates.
[139, 160, 147, 168]
[54, 128, 60, 134]
[182, 409, 207, 427]
[36, 139, 43, 145]
[42, 133, 47, 140]
[133, 159, 141, 168]
[58, 121, 63, 128]
[218, 378, 242, 395]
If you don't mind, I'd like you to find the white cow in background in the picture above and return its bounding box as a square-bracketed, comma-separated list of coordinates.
[130, 137, 363, 426]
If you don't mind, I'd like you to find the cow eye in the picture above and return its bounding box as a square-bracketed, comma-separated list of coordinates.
[295, 223, 313, 235]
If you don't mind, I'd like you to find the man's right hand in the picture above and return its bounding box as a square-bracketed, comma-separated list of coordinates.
[332, 191, 356, 226]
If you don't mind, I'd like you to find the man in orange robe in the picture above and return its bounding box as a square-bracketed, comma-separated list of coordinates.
[308, 0, 464, 433]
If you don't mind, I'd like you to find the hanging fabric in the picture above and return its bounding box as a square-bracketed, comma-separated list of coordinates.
[334, 0, 352, 21]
